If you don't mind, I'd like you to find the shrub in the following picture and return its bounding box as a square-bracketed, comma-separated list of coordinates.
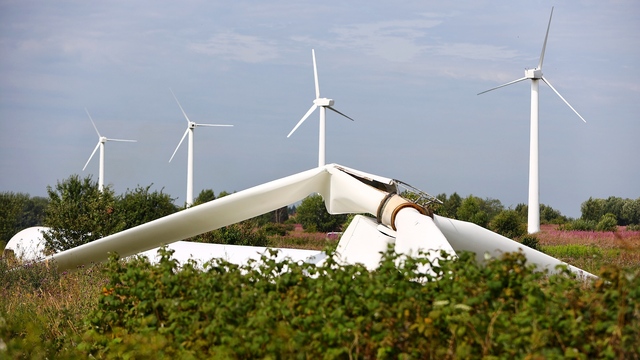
[519, 235, 540, 250]
[559, 219, 597, 231]
[596, 213, 618, 232]
[74, 247, 640, 359]
[489, 210, 526, 239]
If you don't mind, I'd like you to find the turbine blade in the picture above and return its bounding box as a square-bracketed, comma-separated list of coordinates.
[477, 77, 528, 95]
[541, 76, 587, 123]
[85, 108, 101, 137]
[538, 7, 554, 70]
[312, 49, 320, 99]
[169, 128, 190, 162]
[327, 106, 355, 121]
[194, 124, 234, 127]
[106, 138, 137, 142]
[169, 88, 191, 124]
[287, 104, 317, 138]
[83, 142, 100, 171]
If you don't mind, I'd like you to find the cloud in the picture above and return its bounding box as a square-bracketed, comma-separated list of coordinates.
[188, 32, 280, 63]
[433, 43, 520, 61]
[328, 18, 442, 62]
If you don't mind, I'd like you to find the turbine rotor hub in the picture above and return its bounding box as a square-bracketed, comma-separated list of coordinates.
[314, 98, 334, 107]
[525, 68, 543, 79]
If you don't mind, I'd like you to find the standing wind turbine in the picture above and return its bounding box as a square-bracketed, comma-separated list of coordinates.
[168, 89, 233, 207]
[478, 7, 586, 234]
[287, 49, 354, 167]
[82, 108, 136, 192]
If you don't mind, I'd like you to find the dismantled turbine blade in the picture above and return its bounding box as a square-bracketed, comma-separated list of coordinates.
[83, 142, 101, 171]
[169, 128, 190, 162]
[538, 7, 554, 70]
[85, 108, 101, 137]
[541, 76, 587, 123]
[327, 106, 355, 121]
[312, 49, 320, 99]
[169, 88, 191, 124]
[477, 77, 528, 95]
[287, 104, 318, 137]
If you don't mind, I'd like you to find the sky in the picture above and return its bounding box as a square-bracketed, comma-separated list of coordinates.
[1, 0, 638, 219]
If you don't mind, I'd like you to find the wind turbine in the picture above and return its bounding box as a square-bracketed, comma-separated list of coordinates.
[478, 7, 586, 234]
[82, 108, 136, 192]
[287, 49, 354, 167]
[168, 89, 233, 207]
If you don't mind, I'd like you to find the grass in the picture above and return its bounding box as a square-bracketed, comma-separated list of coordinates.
[537, 224, 640, 273]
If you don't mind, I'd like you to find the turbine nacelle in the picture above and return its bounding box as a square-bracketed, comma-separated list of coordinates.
[99, 136, 108, 144]
[314, 98, 335, 107]
[188, 122, 197, 129]
[525, 68, 543, 79]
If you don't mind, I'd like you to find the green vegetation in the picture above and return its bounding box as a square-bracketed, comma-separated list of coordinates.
[2, 248, 639, 358]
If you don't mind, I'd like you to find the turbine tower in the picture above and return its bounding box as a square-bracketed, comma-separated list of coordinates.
[478, 7, 586, 234]
[287, 49, 354, 167]
[82, 108, 136, 192]
[169, 89, 233, 207]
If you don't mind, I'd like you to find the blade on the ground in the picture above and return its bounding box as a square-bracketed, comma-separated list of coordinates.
[538, 7, 554, 70]
[312, 49, 320, 99]
[169, 128, 190, 162]
[542, 76, 587, 123]
[327, 106, 355, 121]
[477, 76, 528, 95]
[287, 104, 317, 137]
[169, 88, 192, 124]
[85, 108, 101, 137]
[83, 142, 101, 171]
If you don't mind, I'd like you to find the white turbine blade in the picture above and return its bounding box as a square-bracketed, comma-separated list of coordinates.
[106, 138, 137, 142]
[169, 128, 189, 162]
[194, 124, 234, 127]
[312, 49, 320, 99]
[477, 77, 529, 95]
[85, 108, 101, 137]
[83, 142, 100, 171]
[287, 104, 317, 138]
[541, 76, 587, 123]
[538, 7, 554, 70]
[327, 106, 355, 121]
[169, 88, 191, 124]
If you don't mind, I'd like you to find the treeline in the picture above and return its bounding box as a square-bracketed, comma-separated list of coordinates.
[2, 175, 639, 252]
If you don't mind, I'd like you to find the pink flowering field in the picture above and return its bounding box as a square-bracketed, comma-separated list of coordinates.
[537, 224, 640, 272]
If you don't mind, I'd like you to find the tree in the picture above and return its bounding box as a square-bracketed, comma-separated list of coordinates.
[193, 189, 215, 206]
[117, 185, 177, 230]
[489, 210, 526, 239]
[456, 195, 489, 227]
[435, 192, 462, 218]
[295, 194, 347, 233]
[621, 198, 640, 225]
[581, 197, 605, 222]
[43, 175, 123, 252]
[0, 192, 29, 243]
[18, 196, 49, 229]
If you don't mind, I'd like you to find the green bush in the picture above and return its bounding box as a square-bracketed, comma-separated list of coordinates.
[596, 213, 618, 232]
[73, 247, 640, 359]
[519, 235, 540, 251]
[559, 219, 597, 231]
[489, 210, 526, 239]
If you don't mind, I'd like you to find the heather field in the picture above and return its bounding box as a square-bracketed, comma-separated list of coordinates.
[537, 224, 640, 273]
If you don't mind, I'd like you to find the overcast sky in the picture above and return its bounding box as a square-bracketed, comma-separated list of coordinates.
[1, 0, 638, 218]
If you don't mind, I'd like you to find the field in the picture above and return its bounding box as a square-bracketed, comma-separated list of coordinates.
[537, 224, 640, 273]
